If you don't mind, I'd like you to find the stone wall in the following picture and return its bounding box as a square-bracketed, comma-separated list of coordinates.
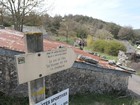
[0, 54, 131, 96]
[46, 62, 130, 95]
[0, 48, 22, 56]
[0, 55, 28, 96]
[0, 55, 17, 93]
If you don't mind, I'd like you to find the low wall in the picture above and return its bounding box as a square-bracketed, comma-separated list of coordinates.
[0, 54, 131, 96]
[46, 62, 130, 95]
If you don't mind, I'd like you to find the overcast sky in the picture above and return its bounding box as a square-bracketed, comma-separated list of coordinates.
[47, 0, 140, 29]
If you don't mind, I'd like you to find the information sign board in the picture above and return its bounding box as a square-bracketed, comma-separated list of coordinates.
[15, 48, 76, 84]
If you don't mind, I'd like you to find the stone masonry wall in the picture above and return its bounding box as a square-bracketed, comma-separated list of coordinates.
[0, 55, 16, 92]
[0, 55, 28, 96]
[0, 55, 131, 96]
[46, 62, 130, 95]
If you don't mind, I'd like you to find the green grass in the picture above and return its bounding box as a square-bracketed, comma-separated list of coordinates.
[97, 52, 118, 61]
[83, 47, 118, 61]
[55, 36, 75, 45]
[0, 92, 28, 105]
[1, 92, 140, 105]
[69, 93, 140, 105]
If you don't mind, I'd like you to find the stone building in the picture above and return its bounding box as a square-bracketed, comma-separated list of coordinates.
[0, 29, 132, 96]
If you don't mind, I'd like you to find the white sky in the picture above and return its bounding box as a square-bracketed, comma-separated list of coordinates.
[47, 0, 140, 29]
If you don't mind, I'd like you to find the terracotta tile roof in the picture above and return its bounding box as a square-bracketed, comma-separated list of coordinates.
[0, 29, 25, 52]
[0, 29, 132, 72]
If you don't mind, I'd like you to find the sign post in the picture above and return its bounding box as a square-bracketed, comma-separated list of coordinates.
[15, 48, 76, 84]
[25, 33, 45, 105]
[15, 33, 76, 105]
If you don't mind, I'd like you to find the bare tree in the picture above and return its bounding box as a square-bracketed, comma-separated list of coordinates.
[0, 0, 48, 31]
[94, 29, 114, 40]
[118, 26, 134, 41]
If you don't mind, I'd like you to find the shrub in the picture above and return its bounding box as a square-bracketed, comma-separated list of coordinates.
[105, 41, 126, 56]
[93, 40, 107, 53]
[3, 21, 11, 27]
[86, 35, 94, 49]
[93, 40, 126, 56]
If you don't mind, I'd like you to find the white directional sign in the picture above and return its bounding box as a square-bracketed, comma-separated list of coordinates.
[15, 47, 76, 84]
[35, 88, 69, 105]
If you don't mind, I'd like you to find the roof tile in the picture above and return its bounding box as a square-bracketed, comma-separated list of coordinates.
[0, 29, 132, 72]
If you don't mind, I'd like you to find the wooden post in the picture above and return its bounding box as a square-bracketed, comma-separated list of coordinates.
[25, 33, 45, 105]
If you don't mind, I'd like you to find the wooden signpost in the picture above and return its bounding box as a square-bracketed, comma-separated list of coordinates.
[25, 33, 45, 105]
[15, 47, 76, 84]
[15, 33, 76, 105]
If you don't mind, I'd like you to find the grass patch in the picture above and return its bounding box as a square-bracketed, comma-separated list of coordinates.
[83, 46, 93, 52]
[0, 92, 28, 105]
[97, 52, 118, 61]
[55, 36, 75, 45]
[0, 92, 140, 105]
[69, 93, 140, 105]
[84, 47, 118, 61]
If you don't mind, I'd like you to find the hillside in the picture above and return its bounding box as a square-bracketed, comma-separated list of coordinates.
[134, 29, 140, 35]
[42, 14, 140, 43]
[1, 13, 140, 43]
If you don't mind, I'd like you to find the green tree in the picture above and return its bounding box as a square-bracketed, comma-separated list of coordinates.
[25, 12, 42, 26]
[75, 25, 88, 38]
[106, 23, 121, 39]
[50, 15, 61, 35]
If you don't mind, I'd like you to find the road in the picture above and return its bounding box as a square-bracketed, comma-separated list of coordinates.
[128, 74, 140, 98]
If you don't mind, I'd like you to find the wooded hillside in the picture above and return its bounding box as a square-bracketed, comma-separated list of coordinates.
[1, 13, 140, 43]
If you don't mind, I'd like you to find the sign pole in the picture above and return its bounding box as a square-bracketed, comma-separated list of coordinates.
[24, 33, 45, 105]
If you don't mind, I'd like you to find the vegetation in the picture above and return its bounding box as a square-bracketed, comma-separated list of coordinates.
[118, 26, 134, 42]
[92, 40, 126, 56]
[0, 11, 140, 43]
[0, 92, 28, 105]
[94, 29, 114, 39]
[1, 92, 140, 105]
[0, 0, 48, 31]
[95, 51, 118, 61]
[105, 40, 126, 56]
[70, 93, 140, 105]
[136, 71, 140, 76]
[86, 35, 94, 49]
[55, 36, 75, 45]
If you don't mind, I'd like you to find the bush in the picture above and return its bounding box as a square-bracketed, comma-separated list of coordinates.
[93, 40, 107, 53]
[93, 40, 126, 56]
[105, 41, 126, 56]
[86, 35, 94, 49]
[3, 21, 11, 27]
